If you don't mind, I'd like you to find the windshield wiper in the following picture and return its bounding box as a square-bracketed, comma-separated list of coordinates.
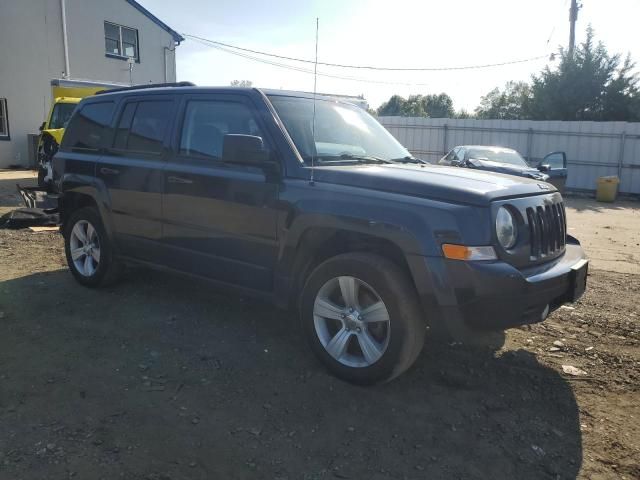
[313, 153, 392, 164]
[388, 155, 424, 164]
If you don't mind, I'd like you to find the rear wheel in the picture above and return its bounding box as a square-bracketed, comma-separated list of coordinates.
[64, 207, 121, 287]
[301, 253, 425, 384]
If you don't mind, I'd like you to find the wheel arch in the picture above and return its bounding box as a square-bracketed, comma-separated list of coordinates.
[278, 226, 419, 310]
[60, 191, 98, 225]
[59, 179, 114, 242]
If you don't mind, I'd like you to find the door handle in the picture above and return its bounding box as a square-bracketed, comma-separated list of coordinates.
[167, 175, 193, 184]
[100, 167, 120, 175]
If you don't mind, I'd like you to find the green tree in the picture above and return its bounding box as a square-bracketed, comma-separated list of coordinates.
[475, 81, 531, 119]
[527, 27, 639, 121]
[455, 109, 473, 119]
[599, 55, 640, 121]
[403, 95, 427, 116]
[377, 94, 407, 116]
[423, 93, 454, 118]
[377, 93, 455, 117]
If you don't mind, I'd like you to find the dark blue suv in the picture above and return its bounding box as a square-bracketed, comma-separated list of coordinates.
[53, 84, 588, 384]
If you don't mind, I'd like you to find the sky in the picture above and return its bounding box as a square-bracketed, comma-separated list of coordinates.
[138, 0, 640, 112]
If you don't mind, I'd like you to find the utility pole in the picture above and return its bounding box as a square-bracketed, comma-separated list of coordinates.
[568, 0, 580, 56]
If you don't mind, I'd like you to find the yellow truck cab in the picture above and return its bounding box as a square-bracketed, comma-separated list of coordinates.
[38, 79, 125, 187]
[41, 97, 80, 144]
[38, 97, 80, 185]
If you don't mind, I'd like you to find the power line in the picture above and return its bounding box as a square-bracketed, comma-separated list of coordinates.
[184, 33, 549, 72]
[190, 37, 433, 86]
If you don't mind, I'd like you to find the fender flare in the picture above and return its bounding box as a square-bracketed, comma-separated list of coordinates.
[273, 209, 426, 308]
[59, 173, 115, 242]
[283, 211, 423, 260]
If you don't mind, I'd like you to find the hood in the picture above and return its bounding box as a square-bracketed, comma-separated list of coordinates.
[312, 163, 556, 206]
[468, 158, 548, 180]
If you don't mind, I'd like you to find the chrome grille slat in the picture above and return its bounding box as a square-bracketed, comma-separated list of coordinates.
[527, 208, 540, 258]
[559, 203, 566, 243]
[546, 205, 557, 251]
[538, 206, 549, 254]
[526, 200, 566, 260]
[554, 205, 560, 250]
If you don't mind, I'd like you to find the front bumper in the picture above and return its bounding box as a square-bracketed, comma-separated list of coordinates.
[409, 238, 588, 331]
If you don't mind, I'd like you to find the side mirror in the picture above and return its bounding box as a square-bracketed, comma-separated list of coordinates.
[222, 134, 269, 165]
[39, 121, 46, 132]
[538, 164, 550, 172]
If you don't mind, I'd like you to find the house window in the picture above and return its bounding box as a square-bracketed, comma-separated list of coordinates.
[0, 99, 9, 139]
[104, 22, 139, 60]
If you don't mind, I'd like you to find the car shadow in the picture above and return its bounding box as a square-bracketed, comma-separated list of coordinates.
[0, 268, 582, 479]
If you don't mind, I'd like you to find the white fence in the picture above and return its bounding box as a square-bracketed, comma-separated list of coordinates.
[379, 117, 640, 195]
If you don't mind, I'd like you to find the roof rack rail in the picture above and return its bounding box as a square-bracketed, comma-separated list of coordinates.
[95, 81, 196, 95]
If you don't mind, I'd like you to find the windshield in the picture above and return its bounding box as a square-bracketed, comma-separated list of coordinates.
[466, 147, 528, 167]
[49, 102, 77, 130]
[268, 95, 411, 164]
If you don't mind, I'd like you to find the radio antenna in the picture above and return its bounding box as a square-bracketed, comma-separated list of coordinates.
[310, 17, 319, 186]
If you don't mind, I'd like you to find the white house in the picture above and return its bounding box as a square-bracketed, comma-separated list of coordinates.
[0, 0, 183, 168]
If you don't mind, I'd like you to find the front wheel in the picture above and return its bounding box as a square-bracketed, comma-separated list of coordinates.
[301, 253, 425, 385]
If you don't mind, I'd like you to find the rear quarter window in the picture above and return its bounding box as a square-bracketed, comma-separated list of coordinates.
[61, 102, 115, 151]
[112, 100, 173, 154]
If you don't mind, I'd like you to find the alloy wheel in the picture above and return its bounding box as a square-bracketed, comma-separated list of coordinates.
[313, 276, 391, 368]
[69, 220, 101, 277]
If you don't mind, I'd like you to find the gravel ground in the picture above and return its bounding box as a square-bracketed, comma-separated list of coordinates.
[0, 171, 638, 479]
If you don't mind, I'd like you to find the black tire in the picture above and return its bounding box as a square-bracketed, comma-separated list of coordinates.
[300, 253, 426, 385]
[63, 207, 122, 287]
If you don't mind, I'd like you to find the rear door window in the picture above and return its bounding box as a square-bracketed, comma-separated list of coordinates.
[62, 101, 115, 151]
[113, 102, 136, 150]
[112, 100, 173, 154]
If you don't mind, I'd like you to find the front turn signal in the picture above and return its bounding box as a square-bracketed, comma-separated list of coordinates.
[442, 244, 497, 261]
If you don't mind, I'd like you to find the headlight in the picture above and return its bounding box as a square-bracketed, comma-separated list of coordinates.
[496, 206, 517, 249]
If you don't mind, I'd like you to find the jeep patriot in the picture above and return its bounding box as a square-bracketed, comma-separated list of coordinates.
[52, 84, 588, 384]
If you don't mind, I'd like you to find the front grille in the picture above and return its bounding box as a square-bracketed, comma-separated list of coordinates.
[525, 201, 566, 259]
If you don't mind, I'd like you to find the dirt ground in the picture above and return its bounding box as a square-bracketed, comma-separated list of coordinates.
[0, 171, 638, 480]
